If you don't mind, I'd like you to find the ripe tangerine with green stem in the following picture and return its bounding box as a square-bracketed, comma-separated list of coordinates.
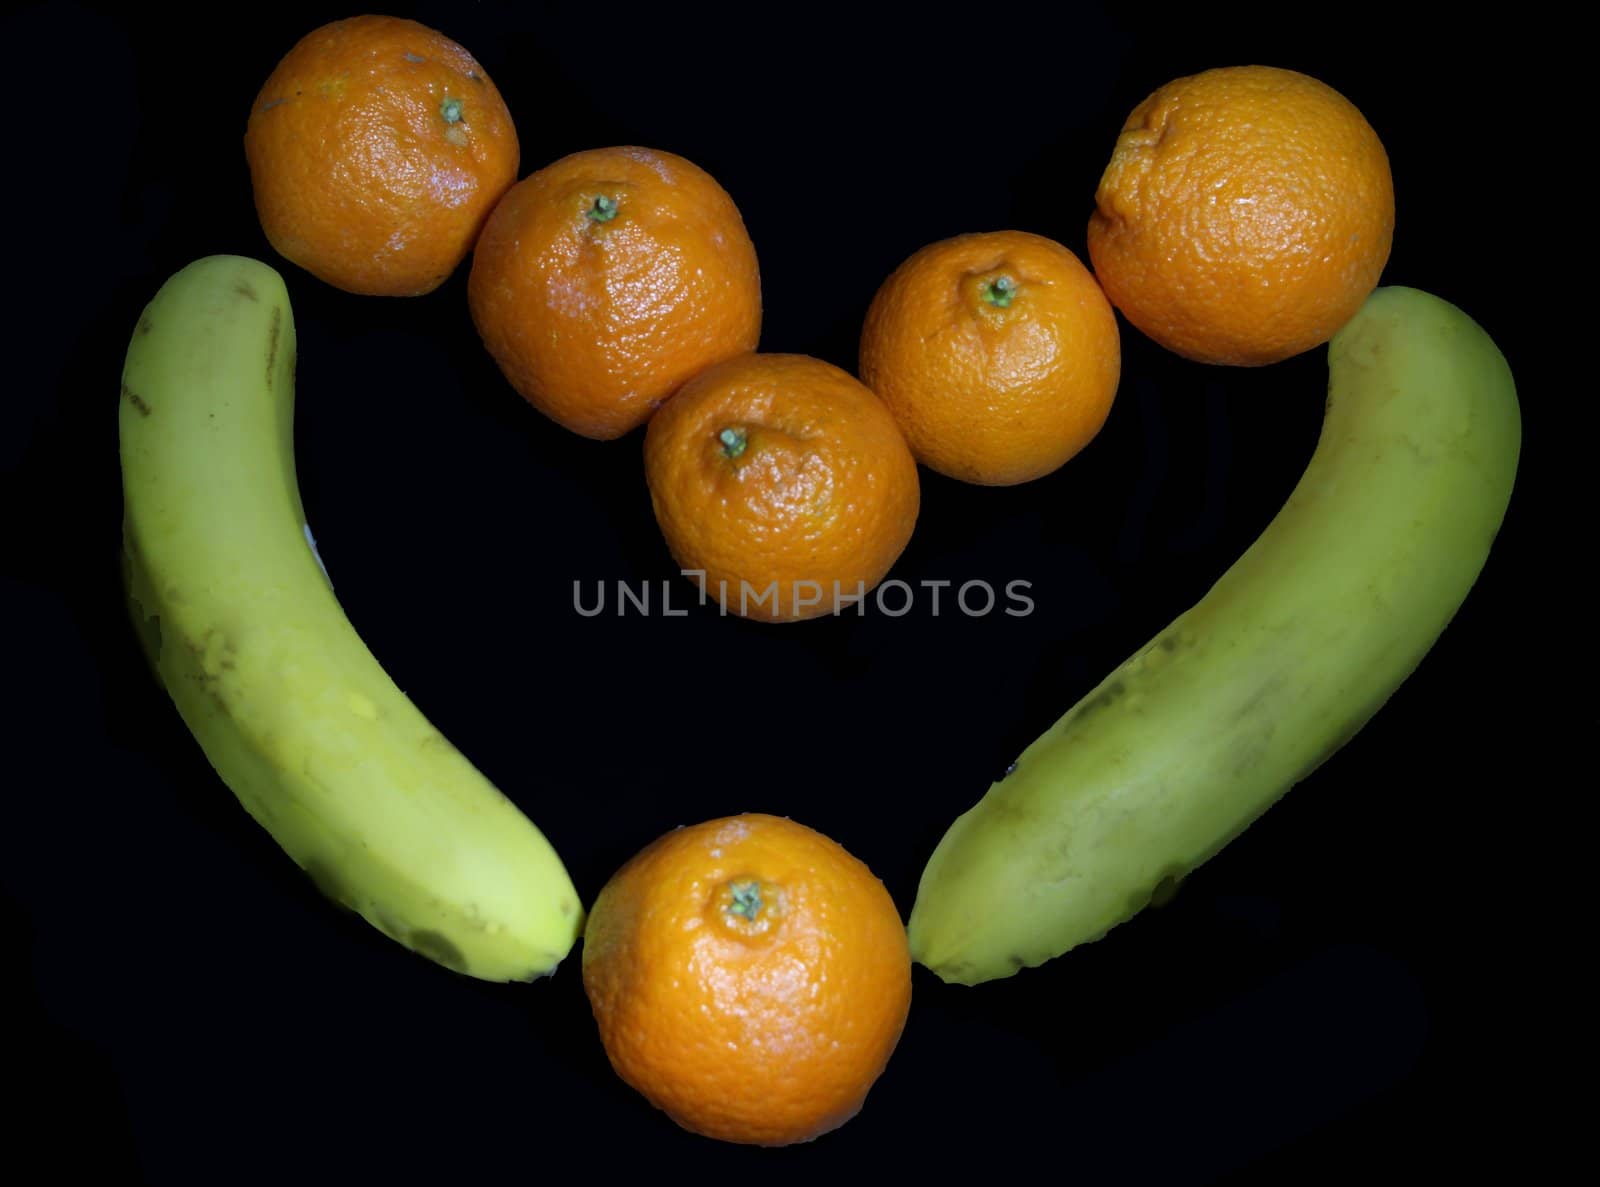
[643, 352, 920, 622]
[467, 146, 762, 440]
[860, 229, 1121, 486]
[581, 813, 913, 1146]
[244, 14, 520, 296]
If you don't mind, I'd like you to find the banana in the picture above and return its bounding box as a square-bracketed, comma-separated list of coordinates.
[908, 286, 1521, 985]
[119, 255, 584, 981]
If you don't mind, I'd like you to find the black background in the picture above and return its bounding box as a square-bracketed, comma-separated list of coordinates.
[4, 1, 1550, 1181]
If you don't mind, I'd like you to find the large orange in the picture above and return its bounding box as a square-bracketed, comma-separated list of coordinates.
[1087, 65, 1394, 366]
[467, 146, 762, 440]
[581, 813, 912, 1146]
[860, 230, 1121, 486]
[244, 15, 519, 297]
[643, 353, 919, 622]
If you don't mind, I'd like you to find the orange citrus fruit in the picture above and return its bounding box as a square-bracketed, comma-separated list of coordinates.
[643, 353, 919, 622]
[467, 146, 762, 440]
[244, 15, 519, 297]
[1087, 64, 1394, 366]
[581, 813, 912, 1146]
[859, 230, 1121, 485]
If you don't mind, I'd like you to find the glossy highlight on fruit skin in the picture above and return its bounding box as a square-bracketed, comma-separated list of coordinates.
[860, 230, 1121, 486]
[119, 256, 584, 981]
[1087, 64, 1394, 366]
[909, 287, 1520, 985]
[244, 14, 519, 297]
[582, 814, 912, 1146]
[468, 145, 762, 440]
[643, 353, 920, 621]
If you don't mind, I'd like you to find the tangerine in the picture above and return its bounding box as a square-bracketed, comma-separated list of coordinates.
[244, 15, 519, 296]
[468, 146, 762, 440]
[860, 230, 1120, 485]
[1087, 64, 1394, 366]
[581, 814, 912, 1145]
[643, 353, 919, 622]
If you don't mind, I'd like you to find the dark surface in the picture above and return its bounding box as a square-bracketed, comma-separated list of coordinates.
[5, 1, 1548, 1181]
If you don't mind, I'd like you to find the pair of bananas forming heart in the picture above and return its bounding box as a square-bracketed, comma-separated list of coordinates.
[118, 256, 1518, 985]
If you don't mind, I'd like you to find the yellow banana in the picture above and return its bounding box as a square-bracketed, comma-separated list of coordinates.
[119, 255, 584, 981]
[908, 286, 1521, 985]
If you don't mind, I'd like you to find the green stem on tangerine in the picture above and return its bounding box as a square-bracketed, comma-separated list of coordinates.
[440, 96, 463, 124]
[728, 880, 763, 920]
[588, 195, 619, 223]
[982, 275, 1017, 308]
[719, 426, 748, 459]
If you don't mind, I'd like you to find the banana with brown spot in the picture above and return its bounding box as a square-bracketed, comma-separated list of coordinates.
[120, 255, 584, 981]
[909, 287, 1521, 985]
